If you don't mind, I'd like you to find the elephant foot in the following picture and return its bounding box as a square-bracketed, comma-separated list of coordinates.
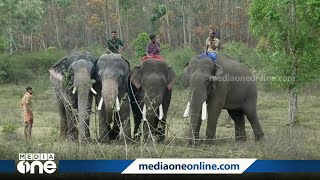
[188, 138, 201, 146]
[98, 135, 109, 143]
[206, 137, 216, 145]
[134, 132, 141, 141]
[235, 136, 247, 142]
[109, 130, 119, 140]
[157, 135, 165, 143]
[254, 132, 265, 141]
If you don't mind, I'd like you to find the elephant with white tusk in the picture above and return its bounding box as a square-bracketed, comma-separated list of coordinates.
[181, 54, 264, 145]
[49, 50, 97, 144]
[94, 53, 132, 142]
[129, 59, 176, 142]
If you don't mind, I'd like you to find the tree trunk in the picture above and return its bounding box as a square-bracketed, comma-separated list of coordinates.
[126, 8, 129, 43]
[182, 0, 187, 48]
[116, 0, 122, 40]
[165, 0, 171, 46]
[288, 84, 297, 125]
[288, 0, 298, 125]
[187, 0, 192, 47]
[9, 26, 13, 54]
[40, 27, 47, 51]
[30, 33, 33, 52]
[51, 0, 62, 49]
[104, 0, 109, 38]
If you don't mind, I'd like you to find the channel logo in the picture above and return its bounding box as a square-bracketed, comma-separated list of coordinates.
[17, 153, 57, 174]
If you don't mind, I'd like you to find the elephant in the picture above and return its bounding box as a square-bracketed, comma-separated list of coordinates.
[181, 54, 264, 145]
[49, 50, 97, 144]
[129, 59, 176, 142]
[94, 53, 131, 142]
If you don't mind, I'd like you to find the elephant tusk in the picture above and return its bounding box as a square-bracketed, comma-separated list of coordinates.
[115, 97, 121, 112]
[142, 104, 147, 121]
[90, 87, 97, 95]
[183, 101, 190, 118]
[97, 97, 103, 110]
[72, 87, 77, 94]
[201, 101, 207, 121]
[159, 104, 164, 120]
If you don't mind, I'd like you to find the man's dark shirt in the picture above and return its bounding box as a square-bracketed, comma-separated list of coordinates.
[107, 38, 124, 53]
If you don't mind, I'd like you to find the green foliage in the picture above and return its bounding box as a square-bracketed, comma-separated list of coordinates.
[164, 47, 196, 77]
[221, 41, 295, 90]
[47, 46, 58, 54]
[133, 32, 150, 58]
[65, 14, 81, 25]
[85, 43, 105, 59]
[151, 4, 166, 24]
[0, 50, 66, 84]
[0, 34, 9, 51]
[249, 0, 320, 89]
[56, 0, 70, 8]
[1, 123, 19, 136]
[221, 41, 260, 68]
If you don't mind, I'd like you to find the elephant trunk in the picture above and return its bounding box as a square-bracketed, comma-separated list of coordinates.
[99, 79, 119, 141]
[77, 87, 90, 144]
[188, 89, 207, 144]
[74, 72, 93, 144]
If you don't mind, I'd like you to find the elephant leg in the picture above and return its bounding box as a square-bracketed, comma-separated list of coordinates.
[157, 90, 171, 142]
[133, 104, 142, 137]
[57, 98, 68, 139]
[228, 110, 246, 141]
[121, 101, 132, 142]
[130, 91, 143, 138]
[206, 100, 223, 144]
[156, 117, 166, 142]
[188, 115, 202, 145]
[65, 107, 76, 141]
[244, 104, 264, 141]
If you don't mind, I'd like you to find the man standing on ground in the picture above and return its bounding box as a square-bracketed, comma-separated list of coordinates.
[20, 87, 33, 141]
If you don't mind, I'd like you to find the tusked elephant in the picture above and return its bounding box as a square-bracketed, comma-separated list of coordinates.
[129, 59, 176, 142]
[49, 50, 97, 144]
[94, 53, 131, 142]
[181, 54, 264, 145]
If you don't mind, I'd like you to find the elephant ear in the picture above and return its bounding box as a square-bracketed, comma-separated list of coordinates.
[180, 63, 190, 88]
[214, 64, 223, 76]
[49, 57, 68, 81]
[167, 66, 176, 90]
[130, 65, 142, 89]
[209, 64, 223, 82]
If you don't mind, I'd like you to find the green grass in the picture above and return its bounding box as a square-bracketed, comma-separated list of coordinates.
[1, 77, 320, 161]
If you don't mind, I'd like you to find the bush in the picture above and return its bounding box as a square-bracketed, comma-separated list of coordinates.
[85, 43, 105, 58]
[133, 32, 150, 58]
[164, 47, 196, 77]
[0, 51, 66, 84]
[221, 41, 260, 70]
[1, 123, 19, 140]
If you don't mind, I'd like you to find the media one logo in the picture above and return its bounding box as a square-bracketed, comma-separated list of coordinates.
[17, 153, 57, 174]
